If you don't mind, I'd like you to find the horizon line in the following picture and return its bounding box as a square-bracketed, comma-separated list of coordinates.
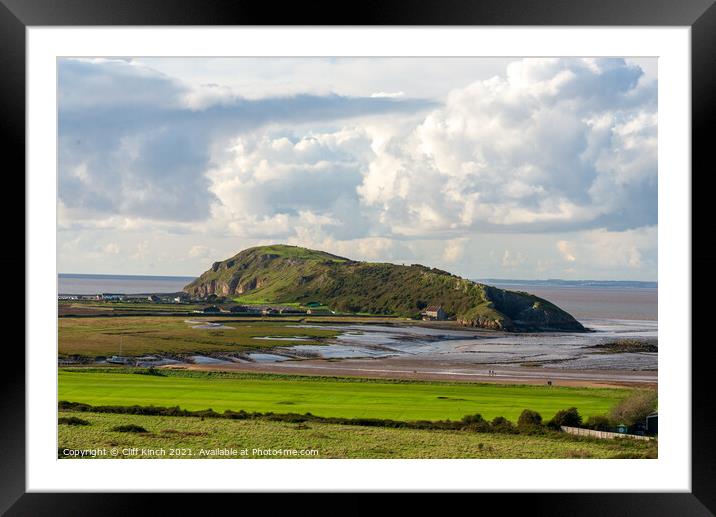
[58, 272, 657, 284]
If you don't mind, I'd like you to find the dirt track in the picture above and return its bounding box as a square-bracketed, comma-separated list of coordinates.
[165, 356, 657, 388]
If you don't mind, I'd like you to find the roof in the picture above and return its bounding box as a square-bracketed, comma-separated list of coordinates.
[424, 305, 442, 312]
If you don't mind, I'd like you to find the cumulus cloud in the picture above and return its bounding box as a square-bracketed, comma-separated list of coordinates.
[556, 226, 657, 271]
[205, 127, 375, 240]
[442, 238, 467, 263]
[501, 250, 526, 269]
[557, 240, 576, 262]
[58, 57, 657, 279]
[357, 58, 656, 235]
[59, 58, 434, 224]
[371, 91, 405, 98]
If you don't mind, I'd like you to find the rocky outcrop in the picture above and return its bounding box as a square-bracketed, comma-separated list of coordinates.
[457, 315, 514, 331]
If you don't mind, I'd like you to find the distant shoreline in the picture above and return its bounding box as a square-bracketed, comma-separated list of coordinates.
[59, 273, 197, 281]
[59, 273, 656, 289]
[475, 279, 657, 289]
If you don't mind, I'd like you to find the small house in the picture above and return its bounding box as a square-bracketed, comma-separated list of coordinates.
[421, 305, 446, 321]
[147, 295, 161, 302]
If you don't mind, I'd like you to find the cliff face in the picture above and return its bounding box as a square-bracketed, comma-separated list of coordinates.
[185, 244, 585, 332]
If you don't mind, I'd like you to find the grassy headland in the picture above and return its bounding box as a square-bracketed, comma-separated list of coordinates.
[184, 244, 584, 331]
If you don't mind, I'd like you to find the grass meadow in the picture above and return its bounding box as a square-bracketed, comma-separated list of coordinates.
[58, 410, 657, 459]
[58, 316, 340, 357]
[59, 369, 632, 422]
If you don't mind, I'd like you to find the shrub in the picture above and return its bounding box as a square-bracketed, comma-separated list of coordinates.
[609, 390, 657, 426]
[111, 424, 148, 433]
[548, 407, 582, 430]
[584, 414, 612, 431]
[461, 413, 490, 432]
[224, 409, 249, 420]
[517, 409, 543, 430]
[58, 416, 91, 426]
[491, 416, 516, 434]
[135, 366, 166, 376]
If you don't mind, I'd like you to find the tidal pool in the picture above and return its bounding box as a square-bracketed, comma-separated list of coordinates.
[278, 319, 657, 370]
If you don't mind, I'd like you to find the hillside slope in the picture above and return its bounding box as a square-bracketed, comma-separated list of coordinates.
[184, 245, 584, 332]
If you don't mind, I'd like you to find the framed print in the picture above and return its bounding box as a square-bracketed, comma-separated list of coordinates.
[5, 0, 714, 512]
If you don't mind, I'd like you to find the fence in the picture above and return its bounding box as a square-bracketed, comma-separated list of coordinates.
[561, 426, 654, 441]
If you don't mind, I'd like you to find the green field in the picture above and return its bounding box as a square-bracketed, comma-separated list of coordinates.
[58, 317, 340, 357]
[59, 369, 632, 422]
[60, 301, 206, 313]
[58, 410, 657, 459]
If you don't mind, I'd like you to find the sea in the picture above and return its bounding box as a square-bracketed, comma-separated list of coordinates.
[58, 274, 197, 295]
[476, 279, 657, 321]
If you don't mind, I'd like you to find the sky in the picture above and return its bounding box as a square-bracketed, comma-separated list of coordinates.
[58, 57, 657, 280]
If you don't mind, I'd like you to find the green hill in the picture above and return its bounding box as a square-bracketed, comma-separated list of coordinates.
[184, 244, 584, 331]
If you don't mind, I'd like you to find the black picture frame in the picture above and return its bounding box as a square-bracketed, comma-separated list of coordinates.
[4, 0, 713, 513]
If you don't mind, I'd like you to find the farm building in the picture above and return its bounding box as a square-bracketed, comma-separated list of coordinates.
[101, 293, 125, 301]
[421, 305, 446, 321]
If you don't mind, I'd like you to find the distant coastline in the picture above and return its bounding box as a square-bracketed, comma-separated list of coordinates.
[475, 279, 657, 289]
[59, 273, 197, 281]
[59, 273, 655, 290]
